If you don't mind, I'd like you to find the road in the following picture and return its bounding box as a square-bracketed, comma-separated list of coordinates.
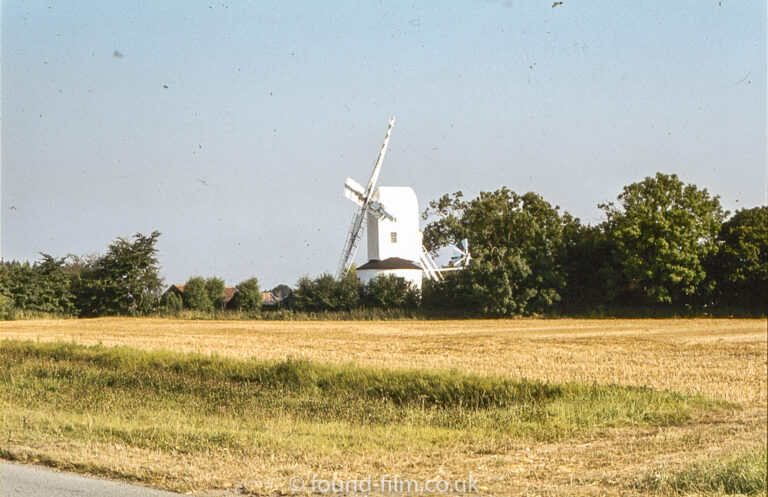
[0, 462, 181, 497]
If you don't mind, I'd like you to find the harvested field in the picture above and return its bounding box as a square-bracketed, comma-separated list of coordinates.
[1, 318, 764, 404]
[0, 318, 765, 496]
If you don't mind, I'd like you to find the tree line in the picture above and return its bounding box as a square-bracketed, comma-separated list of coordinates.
[1, 173, 765, 318]
[421, 173, 765, 316]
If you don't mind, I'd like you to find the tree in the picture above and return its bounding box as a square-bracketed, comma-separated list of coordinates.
[33, 254, 78, 315]
[0, 255, 77, 316]
[600, 173, 726, 305]
[0, 292, 14, 319]
[294, 270, 362, 312]
[270, 284, 293, 300]
[159, 291, 183, 314]
[708, 206, 767, 310]
[182, 276, 213, 312]
[559, 223, 623, 311]
[422, 256, 533, 316]
[233, 277, 262, 313]
[1, 261, 37, 313]
[205, 276, 227, 311]
[363, 274, 420, 309]
[76, 231, 163, 316]
[422, 188, 577, 315]
[337, 269, 364, 310]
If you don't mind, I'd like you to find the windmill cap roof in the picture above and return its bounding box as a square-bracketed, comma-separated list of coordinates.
[357, 257, 421, 270]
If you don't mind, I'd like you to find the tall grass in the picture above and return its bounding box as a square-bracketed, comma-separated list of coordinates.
[1, 340, 725, 442]
[156, 307, 437, 320]
[637, 448, 767, 495]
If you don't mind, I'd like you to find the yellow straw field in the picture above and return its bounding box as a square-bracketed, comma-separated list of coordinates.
[0, 318, 765, 496]
[1, 318, 764, 404]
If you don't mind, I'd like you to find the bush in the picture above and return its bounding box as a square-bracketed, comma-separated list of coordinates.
[422, 257, 534, 316]
[294, 271, 362, 312]
[205, 277, 227, 311]
[1, 255, 77, 316]
[363, 274, 420, 309]
[0, 293, 16, 320]
[182, 277, 213, 312]
[233, 277, 262, 314]
[159, 291, 183, 314]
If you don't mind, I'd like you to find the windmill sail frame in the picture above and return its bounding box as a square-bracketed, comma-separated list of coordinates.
[336, 116, 396, 278]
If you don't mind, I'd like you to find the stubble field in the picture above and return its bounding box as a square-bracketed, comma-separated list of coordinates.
[0, 318, 765, 496]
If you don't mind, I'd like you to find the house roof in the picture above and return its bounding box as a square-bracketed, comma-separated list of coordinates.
[223, 287, 237, 302]
[357, 257, 421, 271]
[261, 291, 279, 305]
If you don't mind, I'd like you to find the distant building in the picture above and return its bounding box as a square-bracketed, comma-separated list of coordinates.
[164, 284, 186, 298]
[223, 286, 237, 304]
[261, 290, 295, 309]
[261, 291, 279, 306]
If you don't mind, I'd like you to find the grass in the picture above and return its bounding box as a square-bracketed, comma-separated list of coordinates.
[162, 307, 430, 320]
[0, 340, 721, 439]
[637, 448, 767, 495]
[0, 318, 765, 495]
[0, 339, 730, 493]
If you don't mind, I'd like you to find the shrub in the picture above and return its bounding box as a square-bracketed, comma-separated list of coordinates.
[294, 271, 362, 312]
[159, 291, 183, 314]
[233, 277, 262, 314]
[205, 276, 227, 311]
[363, 274, 420, 309]
[182, 276, 213, 312]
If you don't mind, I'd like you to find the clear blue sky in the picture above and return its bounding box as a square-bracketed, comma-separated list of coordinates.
[2, 1, 766, 289]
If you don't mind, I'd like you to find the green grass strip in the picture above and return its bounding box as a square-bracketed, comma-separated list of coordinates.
[0, 339, 727, 452]
[637, 448, 767, 495]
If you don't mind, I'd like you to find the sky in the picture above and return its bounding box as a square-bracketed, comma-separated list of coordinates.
[2, 1, 766, 290]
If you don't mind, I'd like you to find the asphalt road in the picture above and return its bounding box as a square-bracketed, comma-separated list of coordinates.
[0, 462, 181, 497]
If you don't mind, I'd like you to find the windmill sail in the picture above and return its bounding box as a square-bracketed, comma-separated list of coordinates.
[343, 178, 366, 207]
[336, 117, 395, 278]
[364, 117, 395, 197]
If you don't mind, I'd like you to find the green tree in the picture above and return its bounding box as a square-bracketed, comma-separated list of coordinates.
[205, 276, 227, 311]
[0, 261, 36, 312]
[159, 291, 183, 314]
[34, 254, 78, 315]
[422, 256, 533, 316]
[233, 277, 263, 313]
[708, 206, 767, 310]
[0, 255, 77, 316]
[270, 284, 293, 300]
[423, 188, 577, 315]
[0, 292, 14, 319]
[559, 223, 623, 311]
[600, 173, 726, 305]
[294, 270, 362, 312]
[337, 269, 363, 310]
[76, 231, 163, 316]
[182, 276, 213, 312]
[363, 274, 420, 309]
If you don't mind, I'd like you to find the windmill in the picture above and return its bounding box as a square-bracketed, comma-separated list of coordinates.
[336, 117, 471, 288]
[336, 116, 397, 279]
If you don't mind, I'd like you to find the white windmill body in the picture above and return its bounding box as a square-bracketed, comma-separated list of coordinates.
[357, 186, 424, 289]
